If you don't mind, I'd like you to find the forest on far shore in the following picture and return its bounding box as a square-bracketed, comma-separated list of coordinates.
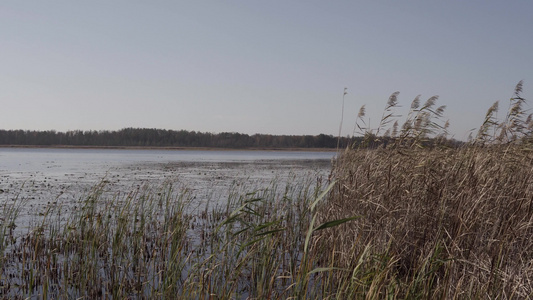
[0, 128, 353, 149]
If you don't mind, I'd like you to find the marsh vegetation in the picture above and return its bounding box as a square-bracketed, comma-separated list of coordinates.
[1, 82, 533, 298]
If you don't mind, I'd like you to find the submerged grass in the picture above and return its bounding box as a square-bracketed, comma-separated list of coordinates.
[0, 173, 343, 299]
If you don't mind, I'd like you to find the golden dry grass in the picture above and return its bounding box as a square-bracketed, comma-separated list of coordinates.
[314, 145, 533, 298]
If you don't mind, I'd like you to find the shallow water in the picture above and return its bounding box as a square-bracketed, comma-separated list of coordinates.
[0, 148, 335, 229]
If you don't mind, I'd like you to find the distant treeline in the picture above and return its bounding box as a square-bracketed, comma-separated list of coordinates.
[0, 128, 356, 149]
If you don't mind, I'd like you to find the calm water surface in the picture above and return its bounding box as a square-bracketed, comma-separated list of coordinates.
[0, 148, 335, 172]
[0, 148, 335, 227]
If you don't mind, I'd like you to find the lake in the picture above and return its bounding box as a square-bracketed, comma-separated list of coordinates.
[0, 148, 336, 227]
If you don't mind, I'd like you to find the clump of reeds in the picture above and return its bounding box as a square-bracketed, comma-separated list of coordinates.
[352, 89, 449, 149]
[349, 80, 532, 149]
[0, 171, 356, 299]
[0, 182, 194, 298]
[318, 146, 533, 298]
[475, 80, 533, 145]
[313, 81, 533, 298]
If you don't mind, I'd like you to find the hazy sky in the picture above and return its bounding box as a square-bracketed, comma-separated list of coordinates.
[2, 1, 532, 139]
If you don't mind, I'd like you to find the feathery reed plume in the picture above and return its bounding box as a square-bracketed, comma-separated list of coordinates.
[348, 91, 449, 149]
[476, 101, 499, 144]
[353, 105, 367, 137]
[515, 79, 523, 95]
[411, 95, 421, 110]
[397, 94, 446, 147]
[358, 105, 366, 119]
[399, 95, 422, 140]
[376, 91, 400, 136]
[421, 95, 438, 110]
[507, 80, 527, 139]
[471, 81, 530, 145]
[435, 105, 446, 117]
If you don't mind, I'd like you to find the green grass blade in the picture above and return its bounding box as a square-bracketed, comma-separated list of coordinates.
[314, 216, 360, 231]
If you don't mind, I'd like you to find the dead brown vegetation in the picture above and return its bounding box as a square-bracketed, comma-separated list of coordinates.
[316, 145, 533, 298]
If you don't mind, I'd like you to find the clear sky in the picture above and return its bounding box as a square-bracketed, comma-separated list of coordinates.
[2, 1, 532, 140]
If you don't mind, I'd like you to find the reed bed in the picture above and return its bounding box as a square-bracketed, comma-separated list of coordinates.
[0, 173, 343, 299]
[2, 82, 532, 298]
[306, 80, 533, 299]
[315, 145, 533, 299]
[3, 148, 533, 299]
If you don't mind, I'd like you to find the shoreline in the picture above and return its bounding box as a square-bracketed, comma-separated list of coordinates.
[0, 144, 338, 152]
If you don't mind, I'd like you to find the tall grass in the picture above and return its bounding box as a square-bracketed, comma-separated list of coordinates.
[309, 81, 533, 298]
[319, 146, 533, 298]
[1, 173, 353, 299]
[2, 81, 533, 298]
